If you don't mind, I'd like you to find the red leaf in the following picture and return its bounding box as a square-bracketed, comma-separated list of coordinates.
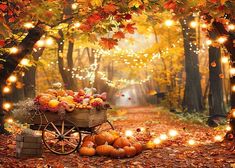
[103, 4, 117, 13]
[0, 40, 5, 47]
[87, 13, 102, 25]
[125, 23, 136, 34]
[113, 31, 125, 39]
[124, 14, 132, 20]
[8, 17, 15, 23]
[163, 0, 177, 10]
[99, 38, 117, 49]
[80, 24, 92, 32]
[0, 4, 7, 11]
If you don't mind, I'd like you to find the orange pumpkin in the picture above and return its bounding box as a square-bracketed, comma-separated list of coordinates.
[38, 95, 52, 106]
[81, 141, 95, 148]
[95, 132, 115, 145]
[79, 147, 96, 156]
[57, 90, 66, 96]
[109, 130, 120, 141]
[113, 137, 130, 148]
[124, 146, 137, 157]
[83, 135, 96, 143]
[110, 148, 126, 159]
[133, 142, 143, 154]
[96, 144, 114, 156]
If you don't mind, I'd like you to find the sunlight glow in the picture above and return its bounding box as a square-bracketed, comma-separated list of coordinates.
[214, 135, 223, 142]
[6, 118, 13, 123]
[3, 102, 12, 111]
[188, 139, 196, 146]
[23, 22, 34, 29]
[165, 20, 173, 27]
[206, 40, 212, 45]
[217, 36, 227, 44]
[190, 21, 198, 28]
[221, 57, 229, 64]
[160, 134, 168, 140]
[20, 58, 30, 66]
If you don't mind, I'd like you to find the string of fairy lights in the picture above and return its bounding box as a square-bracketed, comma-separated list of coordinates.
[1, 16, 235, 138]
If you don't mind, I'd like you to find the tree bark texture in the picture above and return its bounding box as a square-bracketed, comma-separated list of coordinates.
[180, 16, 203, 112]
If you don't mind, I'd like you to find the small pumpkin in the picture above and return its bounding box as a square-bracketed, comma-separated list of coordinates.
[95, 132, 115, 145]
[83, 135, 96, 143]
[81, 140, 95, 148]
[65, 103, 75, 112]
[109, 130, 120, 141]
[113, 137, 130, 148]
[110, 148, 126, 159]
[96, 144, 114, 156]
[79, 147, 96, 156]
[133, 142, 143, 154]
[124, 146, 137, 157]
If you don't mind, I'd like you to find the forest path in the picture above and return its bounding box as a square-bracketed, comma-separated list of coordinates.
[0, 106, 235, 168]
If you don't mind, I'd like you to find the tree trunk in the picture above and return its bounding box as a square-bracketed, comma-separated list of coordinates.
[23, 48, 44, 98]
[180, 16, 203, 112]
[208, 46, 226, 122]
[0, 26, 44, 134]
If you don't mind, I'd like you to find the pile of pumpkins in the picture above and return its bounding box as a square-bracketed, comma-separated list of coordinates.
[79, 131, 143, 158]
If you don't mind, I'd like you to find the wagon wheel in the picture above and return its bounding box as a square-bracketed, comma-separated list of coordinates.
[42, 119, 82, 155]
[93, 120, 114, 134]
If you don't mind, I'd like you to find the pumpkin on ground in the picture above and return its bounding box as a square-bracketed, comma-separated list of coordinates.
[79, 147, 96, 156]
[113, 137, 131, 148]
[81, 141, 95, 148]
[83, 135, 96, 143]
[123, 146, 137, 157]
[110, 148, 126, 159]
[133, 142, 143, 154]
[95, 132, 115, 145]
[96, 144, 114, 156]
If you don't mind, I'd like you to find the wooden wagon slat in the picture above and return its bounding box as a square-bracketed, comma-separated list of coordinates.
[31, 109, 107, 128]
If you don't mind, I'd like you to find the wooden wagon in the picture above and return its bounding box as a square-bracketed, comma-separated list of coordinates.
[29, 108, 114, 155]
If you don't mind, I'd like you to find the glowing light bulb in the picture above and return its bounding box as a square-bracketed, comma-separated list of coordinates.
[232, 110, 235, 118]
[206, 40, 212, 45]
[71, 3, 78, 10]
[8, 75, 17, 83]
[3, 86, 11, 94]
[214, 135, 223, 142]
[165, 20, 173, 27]
[23, 22, 34, 29]
[188, 139, 196, 146]
[10, 47, 19, 54]
[168, 129, 178, 137]
[74, 22, 81, 28]
[190, 21, 198, 28]
[36, 40, 45, 47]
[232, 85, 235, 92]
[230, 68, 235, 76]
[226, 126, 231, 131]
[125, 130, 133, 137]
[160, 134, 168, 140]
[7, 118, 13, 123]
[221, 57, 229, 63]
[217, 36, 227, 44]
[153, 138, 161, 145]
[45, 38, 54, 46]
[20, 58, 30, 66]
[3, 102, 12, 111]
[201, 23, 207, 28]
[228, 24, 235, 31]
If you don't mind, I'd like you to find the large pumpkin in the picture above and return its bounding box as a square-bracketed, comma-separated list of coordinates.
[133, 142, 143, 154]
[110, 148, 126, 159]
[79, 147, 96, 156]
[124, 146, 137, 157]
[113, 137, 130, 148]
[95, 132, 115, 145]
[96, 144, 114, 156]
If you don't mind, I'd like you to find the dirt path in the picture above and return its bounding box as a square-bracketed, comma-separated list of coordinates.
[0, 106, 235, 168]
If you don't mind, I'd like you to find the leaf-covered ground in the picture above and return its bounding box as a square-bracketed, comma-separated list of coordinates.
[0, 106, 235, 168]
